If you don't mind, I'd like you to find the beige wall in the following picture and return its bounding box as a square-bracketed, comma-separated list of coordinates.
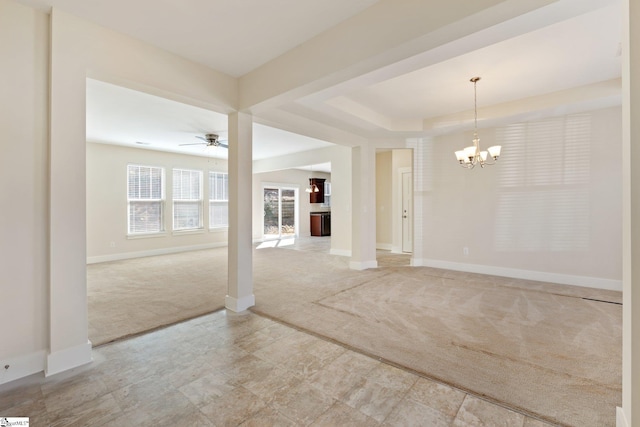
[86, 143, 229, 262]
[0, 0, 49, 379]
[414, 107, 622, 289]
[376, 151, 393, 248]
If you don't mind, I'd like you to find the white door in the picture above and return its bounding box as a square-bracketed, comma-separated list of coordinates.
[402, 171, 413, 253]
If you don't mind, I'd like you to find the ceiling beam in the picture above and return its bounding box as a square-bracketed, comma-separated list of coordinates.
[238, 0, 561, 112]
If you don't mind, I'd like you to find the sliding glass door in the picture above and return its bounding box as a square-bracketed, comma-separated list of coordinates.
[263, 186, 297, 240]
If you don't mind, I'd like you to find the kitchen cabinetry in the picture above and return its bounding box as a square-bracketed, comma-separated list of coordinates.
[310, 212, 331, 236]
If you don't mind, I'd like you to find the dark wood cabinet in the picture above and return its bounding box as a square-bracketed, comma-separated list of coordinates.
[310, 212, 331, 236]
[309, 178, 325, 203]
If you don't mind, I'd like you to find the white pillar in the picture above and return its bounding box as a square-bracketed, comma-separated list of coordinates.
[620, 1, 640, 426]
[226, 111, 255, 312]
[350, 145, 377, 270]
[47, 9, 92, 376]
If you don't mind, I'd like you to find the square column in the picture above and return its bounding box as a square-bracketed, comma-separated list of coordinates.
[621, 1, 640, 426]
[47, 9, 92, 376]
[350, 145, 377, 270]
[226, 112, 255, 312]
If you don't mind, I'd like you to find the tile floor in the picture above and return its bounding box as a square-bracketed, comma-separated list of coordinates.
[0, 310, 558, 426]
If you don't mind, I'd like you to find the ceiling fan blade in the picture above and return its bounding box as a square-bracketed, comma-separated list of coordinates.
[179, 142, 206, 146]
[218, 143, 229, 149]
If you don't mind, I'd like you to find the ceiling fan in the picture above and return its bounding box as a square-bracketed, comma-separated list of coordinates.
[180, 133, 228, 149]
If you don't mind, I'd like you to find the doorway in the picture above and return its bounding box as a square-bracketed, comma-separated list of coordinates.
[263, 185, 298, 240]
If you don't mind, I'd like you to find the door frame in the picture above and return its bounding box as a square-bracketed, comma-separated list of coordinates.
[261, 182, 300, 241]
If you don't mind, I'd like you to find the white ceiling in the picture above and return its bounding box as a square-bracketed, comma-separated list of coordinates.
[22, 0, 622, 172]
[343, 5, 621, 122]
[86, 78, 335, 163]
[18, 0, 380, 77]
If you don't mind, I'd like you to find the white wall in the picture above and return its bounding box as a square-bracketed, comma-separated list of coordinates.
[0, 1, 240, 384]
[327, 146, 353, 256]
[414, 107, 622, 289]
[0, 0, 49, 383]
[86, 142, 229, 262]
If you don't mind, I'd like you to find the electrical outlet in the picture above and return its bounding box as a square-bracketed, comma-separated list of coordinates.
[109, 241, 116, 248]
[463, 247, 469, 256]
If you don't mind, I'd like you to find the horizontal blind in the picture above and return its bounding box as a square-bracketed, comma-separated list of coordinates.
[209, 172, 228, 201]
[173, 169, 202, 230]
[127, 164, 164, 234]
[209, 172, 229, 228]
[128, 165, 162, 200]
[174, 169, 202, 200]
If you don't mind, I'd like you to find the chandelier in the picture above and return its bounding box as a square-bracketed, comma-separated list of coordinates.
[305, 164, 319, 193]
[305, 179, 319, 193]
[454, 77, 501, 168]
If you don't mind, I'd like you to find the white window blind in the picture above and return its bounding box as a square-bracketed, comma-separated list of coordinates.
[494, 114, 592, 252]
[127, 164, 164, 234]
[209, 172, 229, 228]
[173, 168, 203, 230]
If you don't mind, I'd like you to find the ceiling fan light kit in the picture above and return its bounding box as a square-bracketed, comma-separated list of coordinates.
[454, 77, 501, 169]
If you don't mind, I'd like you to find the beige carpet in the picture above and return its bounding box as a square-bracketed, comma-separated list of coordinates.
[88, 244, 621, 427]
[88, 248, 228, 345]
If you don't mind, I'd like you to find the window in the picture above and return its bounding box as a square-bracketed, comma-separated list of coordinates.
[173, 168, 203, 231]
[322, 181, 331, 207]
[494, 114, 591, 252]
[209, 172, 229, 228]
[127, 164, 164, 235]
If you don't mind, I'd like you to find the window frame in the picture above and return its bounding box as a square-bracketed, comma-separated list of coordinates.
[127, 164, 165, 236]
[208, 171, 229, 230]
[172, 168, 204, 232]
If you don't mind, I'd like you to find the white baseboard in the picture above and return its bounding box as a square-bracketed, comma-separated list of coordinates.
[349, 260, 378, 270]
[376, 243, 393, 251]
[617, 407, 629, 427]
[46, 341, 92, 377]
[87, 242, 228, 264]
[410, 257, 423, 267]
[0, 350, 46, 385]
[391, 246, 403, 254]
[330, 248, 352, 257]
[226, 294, 255, 312]
[415, 258, 622, 291]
